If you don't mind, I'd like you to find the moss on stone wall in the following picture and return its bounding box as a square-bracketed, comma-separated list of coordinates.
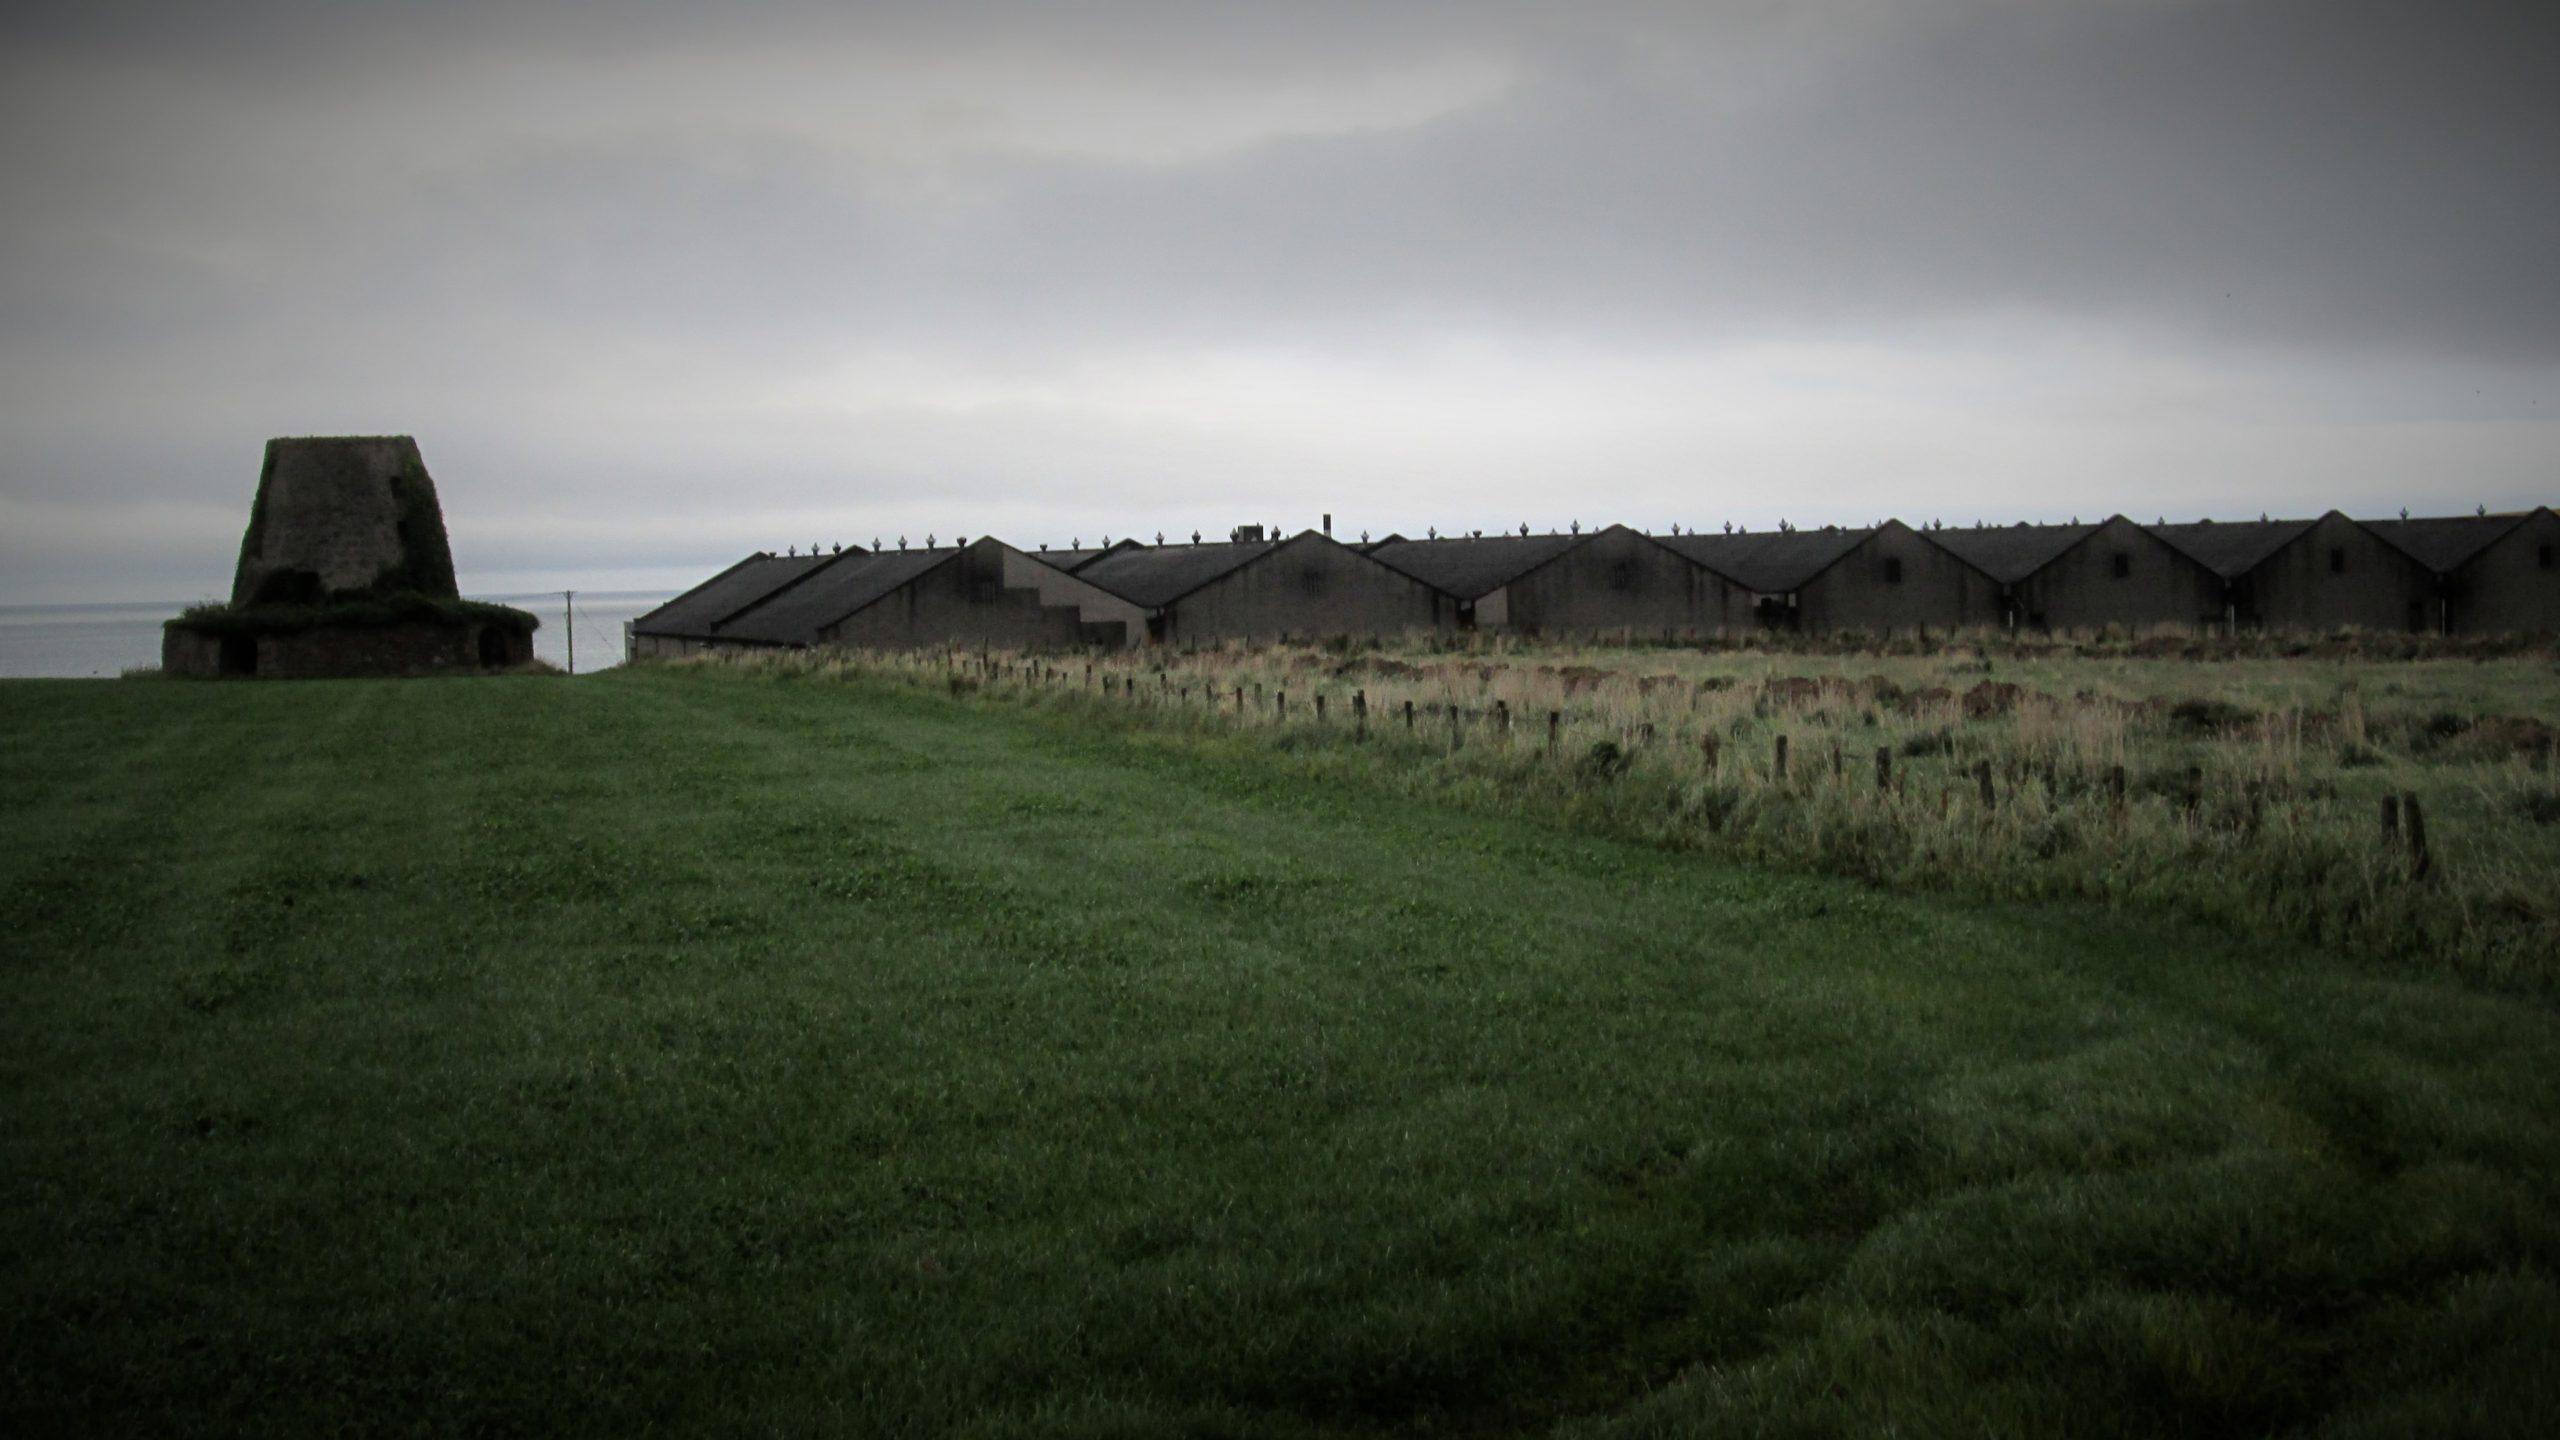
[166, 593, 538, 639]
[376, 449, 460, 599]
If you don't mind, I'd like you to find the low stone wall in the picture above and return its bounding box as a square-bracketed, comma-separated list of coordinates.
[163, 620, 532, 679]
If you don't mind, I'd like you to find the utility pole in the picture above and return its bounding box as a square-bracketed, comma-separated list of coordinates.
[565, 590, 575, 676]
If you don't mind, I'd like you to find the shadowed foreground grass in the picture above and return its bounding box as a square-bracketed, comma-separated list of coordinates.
[2, 667, 2555, 1437]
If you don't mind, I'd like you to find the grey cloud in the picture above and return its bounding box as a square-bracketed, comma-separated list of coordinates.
[28, 0, 2547, 364]
[3, 1, 2555, 602]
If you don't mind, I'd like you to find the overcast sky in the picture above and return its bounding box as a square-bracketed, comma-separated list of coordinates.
[3, 0, 2553, 603]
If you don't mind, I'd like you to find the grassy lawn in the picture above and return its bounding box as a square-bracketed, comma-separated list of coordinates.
[3, 667, 2555, 1437]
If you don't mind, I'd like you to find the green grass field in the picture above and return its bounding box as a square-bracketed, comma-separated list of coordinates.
[5, 667, 2556, 1436]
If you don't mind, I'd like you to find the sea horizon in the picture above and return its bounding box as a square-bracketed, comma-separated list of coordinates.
[0, 591, 677, 680]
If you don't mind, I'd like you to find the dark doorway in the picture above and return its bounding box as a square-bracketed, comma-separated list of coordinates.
[477, 627, 509, 668]
[219, 634, 257, 676]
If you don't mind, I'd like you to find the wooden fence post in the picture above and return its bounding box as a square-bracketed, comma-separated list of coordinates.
[1405, 700, 1416, 734]
[2184, 765, 2203, 817]
[1976, 760, 1995, 810]
[1495, 700, 1510, 737]
[1547, 711, 1560, 757]
[2402, 791, 2430, 880]
[1701, 733, 1720, 776]
[1774, 734, 1789, 781]
[1875, 746, 1891, 792]
[2107, 764, 2126, 814]
[2380, 793, 2400, 848]
[1315, 694, 1326, 723]
[1354, 690, 1367, 740]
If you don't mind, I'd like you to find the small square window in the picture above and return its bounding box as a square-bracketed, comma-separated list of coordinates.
[2110, 552, 2131, 580]
[2329, 547, 2346, 574]
[1884, 557, 1904, 584]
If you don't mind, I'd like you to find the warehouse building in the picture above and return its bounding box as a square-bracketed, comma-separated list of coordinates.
[1372, 526, 1754, 637]
[715, 539, 1143, 650]
[628, 549, 839, 659]
[1932, 516, 2226, 632]
[2370, 508, 2560, 637]
[2156, 513, 2435, 633]
[1663, 521, 2002, 634]
[631, 507, 2558, 656]
[1078, 529, 1459, 644]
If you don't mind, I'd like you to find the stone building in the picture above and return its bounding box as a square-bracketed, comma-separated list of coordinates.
[1077, 530, 1459, 644]
[1934, 516, 2226, 632]
[629, 550, 842, 659]
[699, 539, 1139, 651]
[163, 436, 536, 678]
[1364, 531, 1580, 630]
[1371, 526, 1753, 638]
[2156, 513, 2435, 633]
[1662, 521, 2002, 635]
[2369, 508, 2560, 636]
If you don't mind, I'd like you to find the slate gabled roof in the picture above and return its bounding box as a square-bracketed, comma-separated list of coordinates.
[631, 551, 839, 638]
[715, 547, 959, 645]
[1365, 532, 1584, 600]
[1657, 528, 1872, 593]
[1925, 522, 2099, 585]
[2364, 513, 2531, 573]
[1073, 539, 1279, 608]
[2148, 518, 2319, 578]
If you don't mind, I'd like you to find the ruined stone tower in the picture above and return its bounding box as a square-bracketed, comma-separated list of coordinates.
[230, 435, 460, 606]
[164, 435, 537, 679]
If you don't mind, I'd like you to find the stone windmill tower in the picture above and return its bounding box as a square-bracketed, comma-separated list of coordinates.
[164, 436, 538, 678]
[230, 436, 461, 606]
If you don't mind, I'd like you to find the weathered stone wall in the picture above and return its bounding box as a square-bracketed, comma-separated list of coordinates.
[2245, 513, 2435, 632]
[1503, 527, 1754, 637]
[821, 548, 1121, 651]
[163, 620, 528, 678]
[162, 629, 226, 679]
[232, 436, 459, 605]
[1799, 523, 2003, 634]
[1165, 534, 1457, 644]
[633, 633, 722, 661]
[2443, 511, 2559, 635]
[2015, 517, 2226, 632]
[993, 544, 1147, 645]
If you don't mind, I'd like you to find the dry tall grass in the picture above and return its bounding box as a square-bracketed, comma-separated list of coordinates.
[683, 637, 2560, 995]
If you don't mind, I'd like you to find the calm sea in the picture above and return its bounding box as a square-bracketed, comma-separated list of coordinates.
[0, 592, 675, 680]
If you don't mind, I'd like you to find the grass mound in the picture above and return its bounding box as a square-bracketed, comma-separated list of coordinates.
[166, 592, 539, 638]
[1, 668, 2554, 1435]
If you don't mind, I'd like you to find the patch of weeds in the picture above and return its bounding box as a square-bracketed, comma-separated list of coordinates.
[807, 840, 982, 912]
[1898, 729, 1956, 759]
[1182, 870, 1319, 905]
[1002, 793, 1102, 820]
[1690, 783, 1746, 833]
[178, 962, 280, 1014]
[1581, 740, 1631, 781]
[2168, 697, 2256, 735]
[2515, 788, 2560, 827]
[976, 910, 1146, 967]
